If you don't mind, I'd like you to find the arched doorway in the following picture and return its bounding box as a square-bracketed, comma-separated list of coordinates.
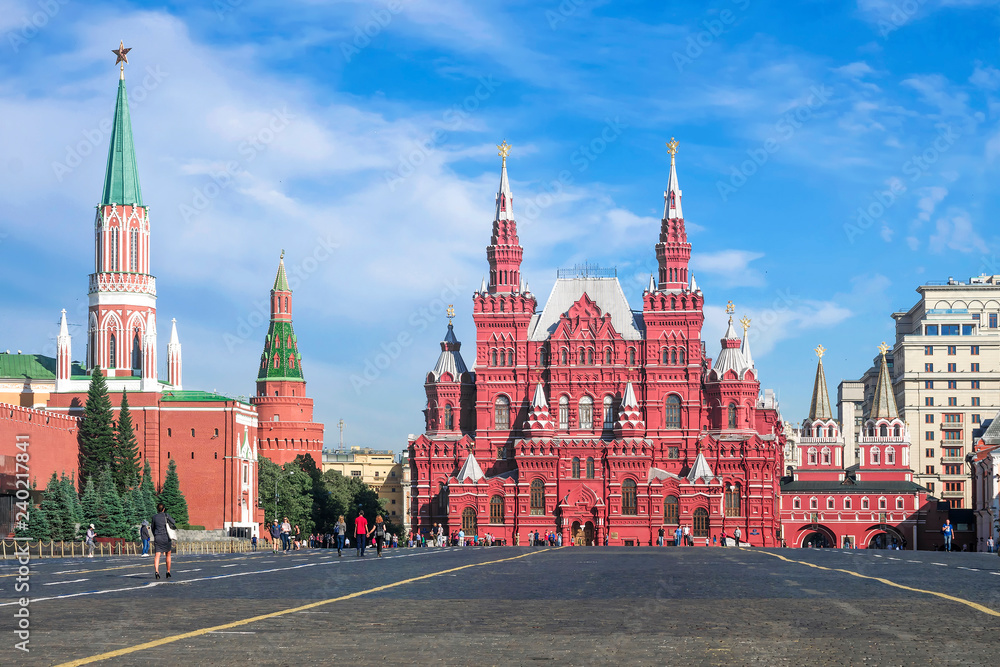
[584, 521, 595, 546]
[802, 531, 832, 548]
[462, 507, 477, 538]
[572, 521, 584, 546]
[796, 524, 836, 549]
[867, 527, 904, 549]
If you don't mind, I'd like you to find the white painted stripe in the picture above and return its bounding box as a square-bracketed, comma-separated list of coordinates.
[220, 564, 237, 568]
[932, 562, 947, 566]
[0, 546, 451, 607]
[43, 578, 88, 585]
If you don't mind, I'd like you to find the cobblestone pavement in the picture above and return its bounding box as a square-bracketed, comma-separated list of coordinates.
[4, 546, 1000, 665]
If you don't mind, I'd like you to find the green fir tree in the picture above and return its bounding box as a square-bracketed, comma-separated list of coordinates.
[63, 473, 84, 536]
[37, 473, 66, 540]
[139, 460, 157, 520]
[77, 367, 115, 489]
[17, 498, 51, 541]
[79, 477, 99, 539]
[158, 459, 189, 529]
[112, 390, 141, 493]
[95, 467, 130, 538]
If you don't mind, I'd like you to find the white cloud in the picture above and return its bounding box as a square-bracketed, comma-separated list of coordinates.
[928, 208, 987, 253]
[690, 250, 765, 288]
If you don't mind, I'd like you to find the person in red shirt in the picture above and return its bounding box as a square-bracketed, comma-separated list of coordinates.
[354, 512, 369, 557]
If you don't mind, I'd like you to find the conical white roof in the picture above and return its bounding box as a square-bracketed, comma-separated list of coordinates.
[456, 451, 485, 483]
[686, 451, 715, 482]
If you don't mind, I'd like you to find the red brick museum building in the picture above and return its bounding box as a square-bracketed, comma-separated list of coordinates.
[408, 141, 787, 547]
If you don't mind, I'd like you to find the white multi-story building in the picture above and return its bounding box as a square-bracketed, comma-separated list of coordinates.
[879, 274, 1000, 509]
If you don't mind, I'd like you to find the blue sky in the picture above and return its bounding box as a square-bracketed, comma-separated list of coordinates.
[2, 0, 1000, 450]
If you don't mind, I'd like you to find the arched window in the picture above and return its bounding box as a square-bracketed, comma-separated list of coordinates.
[861, 497, 869, 510]
[558, 396, 569, 430]
[664, 495, 679, 525]
[622, 479, 637, 515]
[109, 227, 119, 271]
[490, 495, 504, 524]
[571, 457, 580, 479]
[895, 496, 904, 510]
[671, 350, 677, 364]
[586, 457, 595, 479]
[665, 395, 681, 428]
[587, 348, 594, 365]
[579, 348, 586, 364]
[560, 349, 568, 365]
[603, 395, 614, 427]
[693, 508, 709, 537]
[728, 403, 737, 429]
[679, 348, 685, 365]
[444, 404, 454, 430]
[844, 497, 852, 510]
[827, 425, 836, 437]
[491, 349, 497, 366]
[129, 227, 138, 271]
[627, 348, 636, 365]
[131, 331, 142, 375]
[793, 497, 801, 510]
[661, 348, 669, 364]
[499, 350, 506, 366]
[808, 447, 817, 465]
[724, 483, 741, 517]
[879, 424, 888, 437]
[284, 296, 288, 312]
[886, 446, 895, 465]
[822, 447, 831, 465]
[878, 497, 886, 510]
[579, 396, 593, 429]
[809, 497, 818, 510]
[494, 395, 510, 430]
[530, 479, 545, 515]
[508, 349, 515, 366]
[827, 497, 835, 510]
[108, 333, 117, 369]
[893, 425, 900, 437]
[539, 347, 548, 366]
[462, 507, 477, 535]
[871, 447, 880, 465]
[604, 348, 612, 365]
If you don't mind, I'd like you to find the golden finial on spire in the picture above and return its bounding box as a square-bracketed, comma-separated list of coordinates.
[112, 40, 132, 78]
[725, 301, 735, 322]
[280, 249, 285, 260]
[739, 315, 751, 333]
[878, 341, 889, 357]
[497, 140, 511, 165]
[447, 304, 455, 325]
[666, 137, 679, 159]
[815, 344, 825, 359]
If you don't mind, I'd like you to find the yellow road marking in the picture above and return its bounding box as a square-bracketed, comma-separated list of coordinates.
[751, 549, 1000, 618]
[55, 548, 558, 666]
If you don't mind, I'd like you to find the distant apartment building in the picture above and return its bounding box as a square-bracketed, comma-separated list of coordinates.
[847, 275, 1000, 509]
[323, 447, 409, 529]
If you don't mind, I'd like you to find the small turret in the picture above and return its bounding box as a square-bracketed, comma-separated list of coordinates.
[55, 309, 72, 392]
[167, 318, 182, 389]
[614, 381, 645, 438]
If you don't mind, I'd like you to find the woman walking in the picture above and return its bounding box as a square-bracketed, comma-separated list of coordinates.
[368, 515, 387, 558]
[151, 502, 177, 580]
[335, 515, 347, 557]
